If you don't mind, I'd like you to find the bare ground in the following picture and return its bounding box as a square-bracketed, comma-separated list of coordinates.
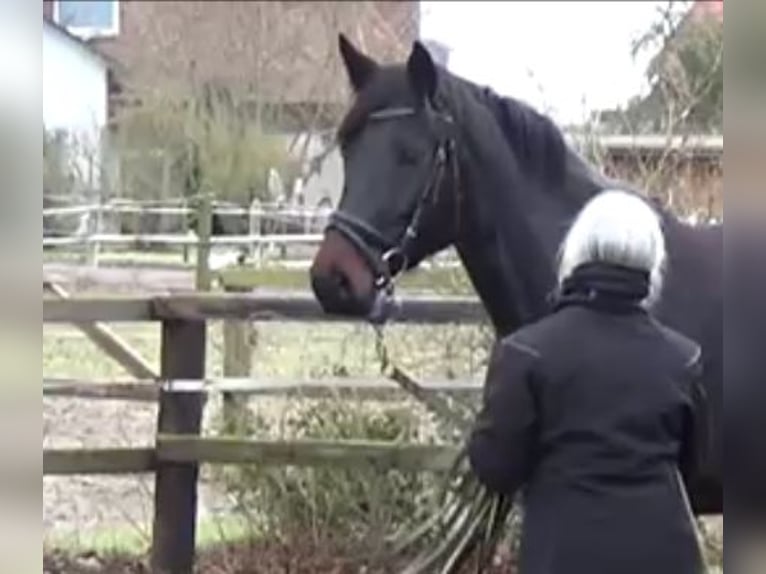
[43, 541, 520, 574]
[43, 396, 234, 540]
[43, 262, 196, 294]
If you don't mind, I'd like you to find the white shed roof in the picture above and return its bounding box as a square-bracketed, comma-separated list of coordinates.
[43, 18, 109, 68]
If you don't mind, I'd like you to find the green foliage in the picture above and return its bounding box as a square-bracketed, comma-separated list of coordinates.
[213, 399, 442, 560]
[111, 86, 293, 205]
[43, 129, 77, 197]
[648, 15, 723, 132]
[44, 129, 91, 236]
[597, 5, 722, 135]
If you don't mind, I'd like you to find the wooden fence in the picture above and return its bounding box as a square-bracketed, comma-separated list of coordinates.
[42, 199, 327, 269]
[42, 199, 463, 277]
[43, 291, 487, 574]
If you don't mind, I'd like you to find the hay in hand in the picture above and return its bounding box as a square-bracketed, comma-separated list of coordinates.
[375, 338, 517, 572]
[391, 449, 517, 574]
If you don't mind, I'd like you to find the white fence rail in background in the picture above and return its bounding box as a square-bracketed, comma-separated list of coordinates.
[43, 200, 324, 268]
[43, 200, 327, 220]
[42, 199, 462, 270]
[43, 232, 325, 247]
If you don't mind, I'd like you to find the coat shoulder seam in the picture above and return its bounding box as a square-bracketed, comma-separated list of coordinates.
[502, 335, 542, 359]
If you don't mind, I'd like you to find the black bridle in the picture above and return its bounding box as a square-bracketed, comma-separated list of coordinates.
[326, 102, 459, 323]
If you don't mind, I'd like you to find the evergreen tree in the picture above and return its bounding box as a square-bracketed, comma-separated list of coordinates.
[595, 2, 722, 134]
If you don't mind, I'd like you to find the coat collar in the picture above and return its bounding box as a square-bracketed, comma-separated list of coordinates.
[552, 262, 650, 315]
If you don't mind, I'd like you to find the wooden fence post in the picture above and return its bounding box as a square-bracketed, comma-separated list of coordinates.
[195, 193, 213, 291]
[87, 198, 102, 268]
[181, 197, 190, 265]
[151, 319, 206, 574]
[248, 198, 262, 265]
[159, 152, 172, 234]
[222, 284, 253, 433]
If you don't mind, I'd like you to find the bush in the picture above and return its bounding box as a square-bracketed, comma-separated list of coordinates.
[212, 398, 444, 563]
[111, 86, 295, 206]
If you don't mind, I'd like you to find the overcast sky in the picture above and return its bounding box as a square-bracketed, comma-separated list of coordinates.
[419, 1, 671, 126]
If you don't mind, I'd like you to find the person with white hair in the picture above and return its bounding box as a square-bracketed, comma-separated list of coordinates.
[556, 189, 666, 308]
[468, 189, 710, 574]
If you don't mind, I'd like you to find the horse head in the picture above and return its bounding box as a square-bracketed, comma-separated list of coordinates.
[310, 35, 460, 323]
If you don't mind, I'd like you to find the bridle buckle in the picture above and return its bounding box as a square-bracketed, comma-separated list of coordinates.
[381, 248, 409, 283]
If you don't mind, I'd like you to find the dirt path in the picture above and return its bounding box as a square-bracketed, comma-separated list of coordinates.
[42, 264, 235, 544]
[43, 263, 196, 294]
[43, 396, 233, 543]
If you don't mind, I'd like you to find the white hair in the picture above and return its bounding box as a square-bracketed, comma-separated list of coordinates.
[557, 189, 667, 307]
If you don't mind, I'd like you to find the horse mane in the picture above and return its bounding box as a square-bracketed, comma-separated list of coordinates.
[441, 74, 569, 189]
[482, 88, 569, 187]
[450, 77, 719, 235]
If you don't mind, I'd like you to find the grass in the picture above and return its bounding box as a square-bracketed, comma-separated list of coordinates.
[218, 265, 472, 294]
[43, 247, 475, 293]
[44, 247, 195, 268]
[42, 320, 491, 382]
[45, 513, 253, 557]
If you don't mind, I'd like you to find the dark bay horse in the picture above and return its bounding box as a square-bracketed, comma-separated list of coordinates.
[310, 35, 763, 519]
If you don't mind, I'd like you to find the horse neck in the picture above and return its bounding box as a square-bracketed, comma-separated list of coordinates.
[453, 125, 609, 336]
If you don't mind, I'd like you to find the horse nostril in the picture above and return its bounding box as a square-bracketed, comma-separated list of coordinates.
[310, 268, 355, 308]
[331, 269, 353, 299]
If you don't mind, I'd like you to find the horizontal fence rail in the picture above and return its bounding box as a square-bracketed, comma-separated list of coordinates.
[43, 199, 464, 277]
[43, 437, 461, 476]
[43, 292, 486, 324]
[43, 376, 485, 402]
[43, 200, 326, 218]
[44, 447, 156, 475]
[44, 232, 325, 248]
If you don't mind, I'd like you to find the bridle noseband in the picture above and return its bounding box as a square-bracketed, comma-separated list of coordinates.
[325, 102, 459, 324]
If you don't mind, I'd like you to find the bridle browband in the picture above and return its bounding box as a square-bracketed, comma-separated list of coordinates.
[325, 101, 459, 323]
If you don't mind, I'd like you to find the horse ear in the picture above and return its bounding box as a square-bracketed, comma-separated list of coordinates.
[338, 33, 378, 92]
[407, 41, 438, 101]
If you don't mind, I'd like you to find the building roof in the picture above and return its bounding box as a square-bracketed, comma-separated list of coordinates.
[43, 17, 110, 67]
[88, 2, 418, 106]
[691, 0, 723, 22]
[566, 133, 723, 158]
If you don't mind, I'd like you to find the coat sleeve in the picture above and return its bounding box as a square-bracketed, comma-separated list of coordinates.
[467, 337, 540, 497]
[678, 353, 710, 489]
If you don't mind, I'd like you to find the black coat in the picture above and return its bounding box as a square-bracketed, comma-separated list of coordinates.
[468, 265, 709, 574]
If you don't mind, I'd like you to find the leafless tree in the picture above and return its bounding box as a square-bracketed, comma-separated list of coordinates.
[582, 0, 722, 220]
[107, 2, 418, 205]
